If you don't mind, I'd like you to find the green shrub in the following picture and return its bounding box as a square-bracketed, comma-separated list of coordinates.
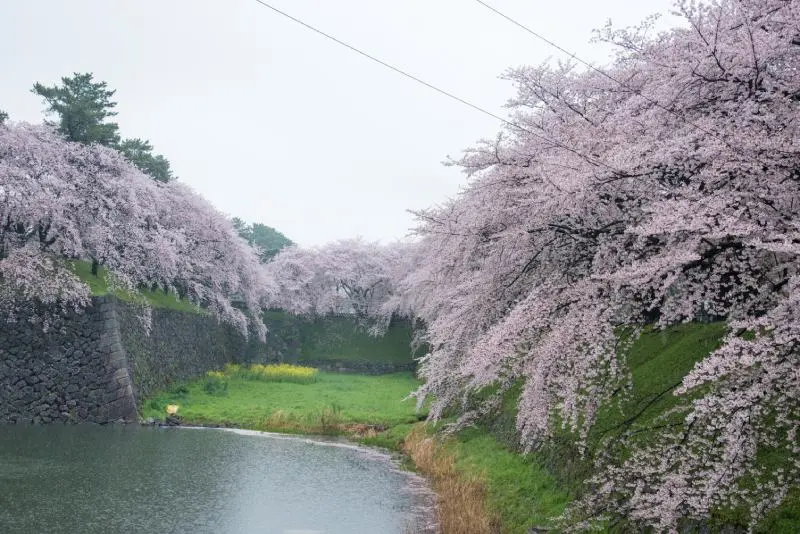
[167, 383, 190, 398]
[202, 371, 229, 396]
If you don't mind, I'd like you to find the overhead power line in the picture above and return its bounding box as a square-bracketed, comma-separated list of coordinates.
[252, 1, 498, 123]
[251, 0, 775, 231]
[251, 0, 623, 174]
[472, 0, 748, 160]
[472, 0, 784, 229]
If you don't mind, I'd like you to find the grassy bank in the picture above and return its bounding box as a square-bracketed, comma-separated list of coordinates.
[456, 322, 799, 533]
[139, 365, 533, 532]
[70, 260, 203, 313]
[140, 364, 573, 533]
[139, 323, 799, 533]
[142, 370, 426, 437]
[404, 425, 570, 533]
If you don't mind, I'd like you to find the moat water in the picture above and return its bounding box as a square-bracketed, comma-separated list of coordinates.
[0, 425, 435, 533]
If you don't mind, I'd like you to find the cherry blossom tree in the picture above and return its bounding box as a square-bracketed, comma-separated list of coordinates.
[394, 0, 799, 528]
[264, 238, 408, 332]
[156, 182, 268, 340]
[0, 121, 266, 339]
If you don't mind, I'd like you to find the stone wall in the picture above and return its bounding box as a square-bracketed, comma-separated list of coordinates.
[297, 360, 417, 375]
[0, 299, 419, 424]
[0, 296, 251, 424]
[116, 304, 248, 403]
[253, 312, 423, 372]
[0, 297, 137, 424]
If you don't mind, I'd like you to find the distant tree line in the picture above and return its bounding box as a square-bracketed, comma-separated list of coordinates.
[0, 122, 267, 339]
[231, 218, 292, 263]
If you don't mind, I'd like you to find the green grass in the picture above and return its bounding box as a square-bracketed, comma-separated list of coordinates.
[606, 323, 799, 531]
[396, 323, 730, 533]
[450, 427, 571, 532]
[464, 322, 798, 532]
[589, 322, 726, 448]
[70, 260, 110, 296]
[138, 322, 798, 532]
[142, 371, 425, 433]
[511, 323, 730, 496]
[756, 489, 800, 534]
[361, 422, 418, 450]
[69, 260, 203, 313]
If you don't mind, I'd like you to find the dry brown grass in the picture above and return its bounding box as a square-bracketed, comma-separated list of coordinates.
[260, 410, 386, 439]
[403, 425, 496, 534]
[342, 423, 380, 439]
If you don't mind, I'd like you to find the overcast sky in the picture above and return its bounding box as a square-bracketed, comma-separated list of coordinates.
[1, 0, 681, 246]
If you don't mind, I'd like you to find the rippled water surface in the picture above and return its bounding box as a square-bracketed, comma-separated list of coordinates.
[0, 425, 434, 534]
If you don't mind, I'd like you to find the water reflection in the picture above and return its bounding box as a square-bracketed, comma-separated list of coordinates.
[0, 425, 435, 534]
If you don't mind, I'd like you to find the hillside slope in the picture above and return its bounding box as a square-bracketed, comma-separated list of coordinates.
[445, 323, 799, 532]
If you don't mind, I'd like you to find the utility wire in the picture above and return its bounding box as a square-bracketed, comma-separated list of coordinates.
[472, 0, 790, 229]
[251, 0, 623, 174]
[251, 0, 777, 230]
[473, 0, 749, 160]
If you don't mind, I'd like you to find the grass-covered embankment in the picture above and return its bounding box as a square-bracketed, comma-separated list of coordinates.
[140, 322, 799, 533]
[403, 424, 570, 533]
[70, 260, 203, 313]
[468, 322, 729, 532]
[142, 368, 426, 438]
[427, 322, 799, 533]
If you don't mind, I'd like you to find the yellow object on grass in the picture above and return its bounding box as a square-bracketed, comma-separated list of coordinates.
[166, 404, 179, 414]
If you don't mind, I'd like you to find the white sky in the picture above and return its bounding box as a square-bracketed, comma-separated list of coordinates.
[1, 0, 681, 246]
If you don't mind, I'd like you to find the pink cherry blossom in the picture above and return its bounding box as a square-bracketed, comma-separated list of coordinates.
[390, 0, 799, 528]
[0, 122, 266, 339]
